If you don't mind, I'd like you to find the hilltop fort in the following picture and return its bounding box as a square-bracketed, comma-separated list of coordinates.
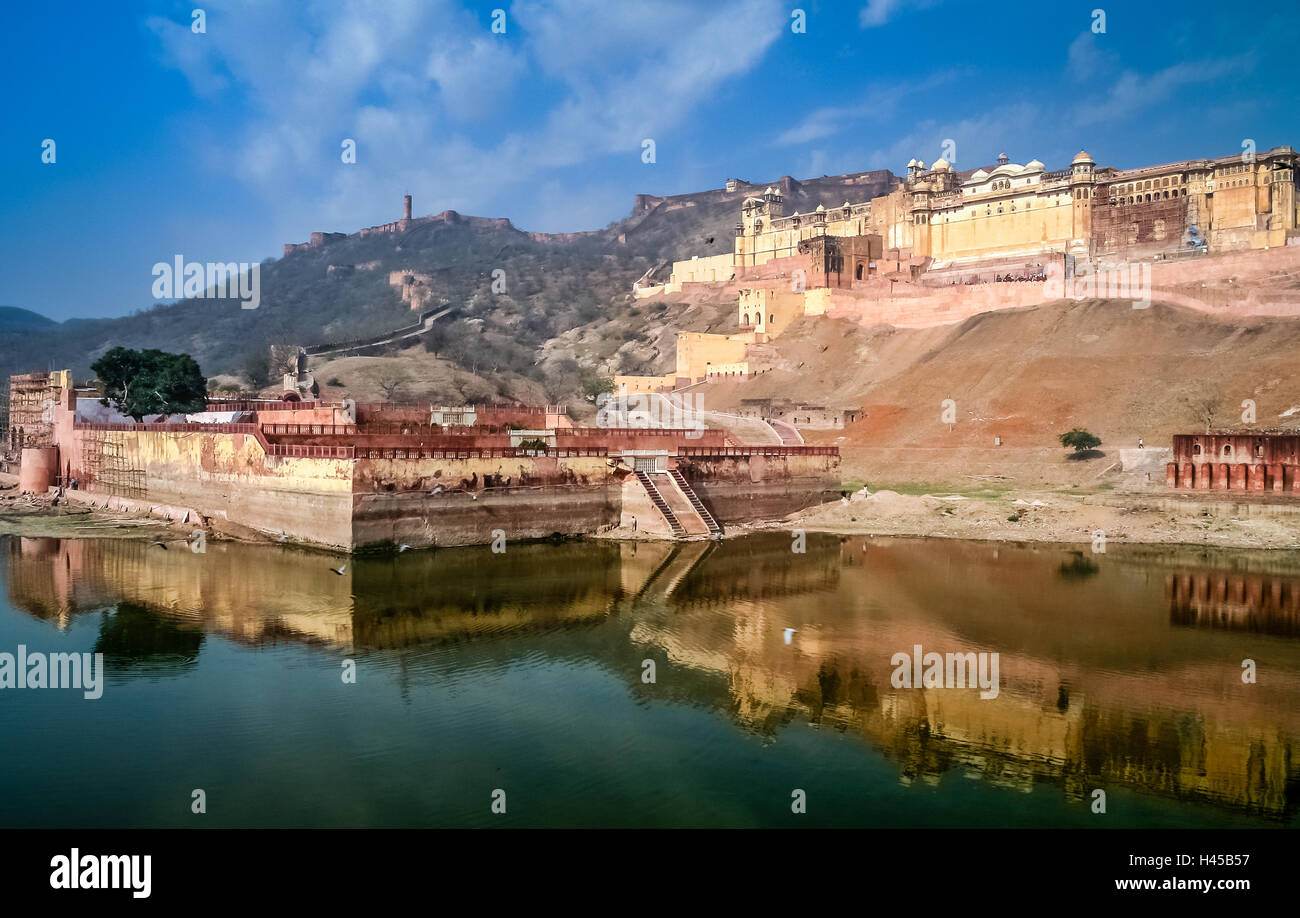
[618, 145, 1300, 391]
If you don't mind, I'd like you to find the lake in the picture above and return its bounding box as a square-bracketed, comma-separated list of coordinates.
[1, 531, 1296, 828]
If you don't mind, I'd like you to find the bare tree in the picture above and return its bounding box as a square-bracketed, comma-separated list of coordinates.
[370, 367, 410, 403]
[1184, 388, 1221, 434]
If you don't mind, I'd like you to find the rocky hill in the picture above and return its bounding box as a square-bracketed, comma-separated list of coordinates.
[0, 169, 905, 399]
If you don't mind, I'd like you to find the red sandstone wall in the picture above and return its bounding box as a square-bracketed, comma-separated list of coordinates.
[18, 447, 57, 493]
[1091, 191, 1189, 259]
[1167, 434, 1300, 494]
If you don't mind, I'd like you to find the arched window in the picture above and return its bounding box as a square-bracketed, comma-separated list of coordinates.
[1193, 443, 1202, 455]
[855, 263, 864, 280]
[1223, 444, 1232, 457]
[742, 313, 750, 326]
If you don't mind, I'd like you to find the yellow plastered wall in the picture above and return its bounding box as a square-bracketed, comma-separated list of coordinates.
[737, 288, 806, 335]
[926, 194, 1074, 261]
[93, 428, 355, 547]
[803, 288, 834, 316]
[614, 374, 678, 394]
[676, 332, 749, 381]
[670, 253, 735, 284]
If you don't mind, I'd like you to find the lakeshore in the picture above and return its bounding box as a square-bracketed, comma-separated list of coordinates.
[8, 472, 1300, 552]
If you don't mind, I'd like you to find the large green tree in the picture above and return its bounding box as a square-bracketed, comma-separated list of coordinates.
[1059, 428, 1102, 454]
[91, 347, 207, 420]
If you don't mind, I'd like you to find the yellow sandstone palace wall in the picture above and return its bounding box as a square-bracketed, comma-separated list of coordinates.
[670, 253, 735, 284]
[676, 332, 751, 381]
[925, 194, 1076, 262]
[102, 428, 352, 547]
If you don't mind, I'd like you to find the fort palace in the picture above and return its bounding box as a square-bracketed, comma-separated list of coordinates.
[620, 146, 1300, 393]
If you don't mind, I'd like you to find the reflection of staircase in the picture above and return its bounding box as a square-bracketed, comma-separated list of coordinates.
[635, 470, 685, 537]
[634, 541, 717, 600]
[669, 470, 722, 536]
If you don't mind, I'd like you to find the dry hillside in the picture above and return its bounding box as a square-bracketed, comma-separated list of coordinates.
[700, 298, 1300, 488]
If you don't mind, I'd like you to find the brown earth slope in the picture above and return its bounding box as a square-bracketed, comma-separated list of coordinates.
[701, 298, 1300, 488]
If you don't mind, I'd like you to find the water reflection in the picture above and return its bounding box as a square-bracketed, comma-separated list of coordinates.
[3, 533, 1298, 825]
[1168, 568, 1300, 637]
[93, 602, 203, 673]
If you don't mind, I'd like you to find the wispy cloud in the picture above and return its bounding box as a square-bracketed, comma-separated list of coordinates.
[145, 0, 785, 233]
[859, 0, 940, 29]
[774, 69, 968, 146]
[1072, 53, 1254, 127]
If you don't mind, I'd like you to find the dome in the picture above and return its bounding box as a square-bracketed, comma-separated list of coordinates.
[1024, 159, 1045, 171]
[916, 160, 927, 170]
[1072, 150, 1093, 164]
[842, 201, 852, 208]
[907, 157, 918, 168]
[815, 203, 825, 212]
[932, 158, 951, 171]
[969, 169, 989, 181]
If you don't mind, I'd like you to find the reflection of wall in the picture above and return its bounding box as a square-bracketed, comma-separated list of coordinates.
[348, 541, 624, 648]
[1167, 569, 1300, 636]
[2, 535, 628, 654]
[3, 537, 355, 648]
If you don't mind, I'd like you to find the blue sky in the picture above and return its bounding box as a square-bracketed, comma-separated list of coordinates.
[2, 0, 1297, 321]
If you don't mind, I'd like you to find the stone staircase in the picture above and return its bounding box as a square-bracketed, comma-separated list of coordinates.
[635, 470, 685, 537]
[669, 470, 722, 537]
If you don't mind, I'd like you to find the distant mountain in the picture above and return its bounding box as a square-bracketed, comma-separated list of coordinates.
[0, 168, 903, 399]
[0, 306, 57, 332]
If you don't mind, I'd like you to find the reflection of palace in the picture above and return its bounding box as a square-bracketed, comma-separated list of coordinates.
[1167, 569, 1300, 637]
[627, 535, 1300, 821]
[4, 533, 1298, 821]
[1, 536, 628, 652]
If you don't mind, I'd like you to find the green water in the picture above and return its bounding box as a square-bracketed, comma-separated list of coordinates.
[1, 532, 1296, 828]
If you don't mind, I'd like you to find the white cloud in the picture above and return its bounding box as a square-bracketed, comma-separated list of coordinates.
[859, 0, 939, 29]
[774, 70, 967, 146]
[145, 0, 785, 234]
[426, 37, 528, 122]
[798, 102, 1044, 178]
[1072, 54, 1253, 127]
